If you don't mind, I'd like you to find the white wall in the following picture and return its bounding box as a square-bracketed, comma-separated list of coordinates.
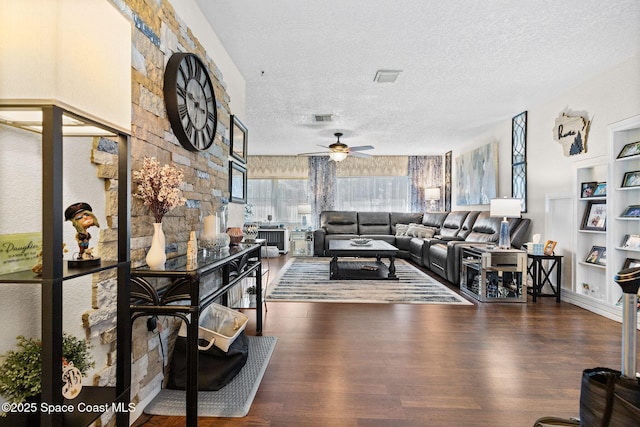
[452, 54, 640, 243]
[170, 0, 246, 119]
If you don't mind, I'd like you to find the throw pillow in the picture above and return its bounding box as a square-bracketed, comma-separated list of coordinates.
[395, 224, 409, 236]
[406, 224, 436, 239]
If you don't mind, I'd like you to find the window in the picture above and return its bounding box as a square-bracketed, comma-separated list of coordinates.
[247, 179, 309, 222]
[336, 176, 409, 211]
[512, 111, 527, 212]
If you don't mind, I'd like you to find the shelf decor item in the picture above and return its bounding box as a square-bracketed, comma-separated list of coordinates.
[621, 170, 640, 188]
[581, 200, 607, 231]
[0, 334, 94, 408]
[581, 181, 597, 198]
[585, 245, 606, 266]
[133, 157, 187, 269]
[227, 227, 244, 245]
[64, 202, 100, 267]
[621, 205, 640, 218]
[593, 182, 607, 197]
[616, 140, 640, 159]
[621, 234, 640, 250]
[623, 258, 640, 269]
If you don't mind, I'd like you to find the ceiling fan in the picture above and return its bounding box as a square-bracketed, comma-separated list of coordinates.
[298, 132, 374, 161]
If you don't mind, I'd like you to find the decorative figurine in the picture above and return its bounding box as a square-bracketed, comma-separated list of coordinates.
[65, 202, 100, 266]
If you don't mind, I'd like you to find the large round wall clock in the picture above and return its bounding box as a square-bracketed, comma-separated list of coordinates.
[164, 52, 218, 152]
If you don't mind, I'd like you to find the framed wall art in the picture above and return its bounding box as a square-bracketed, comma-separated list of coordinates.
[229, 161, 247, 203]
[621, 205, 640, 218]
[230, 115, 248, 163]
[621, 170, 640, 188]
[617, 140, 640, 159]
[585, 245, 606, 266]
[454, 141, 498, 205]
[580, 200, 606, 231]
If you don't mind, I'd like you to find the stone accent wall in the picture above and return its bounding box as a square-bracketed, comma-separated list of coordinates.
[77, 1, 238, 424]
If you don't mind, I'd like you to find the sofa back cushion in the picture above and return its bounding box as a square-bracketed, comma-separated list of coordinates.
[358, 212, 391, 235]
[438, 211, 469, 237]
[390, 212, 423, 234]
[458, 211, 480, 239]
[465, 211, 502, 242]
[422, 212, 448, 230]
[320, 211, 358, 235]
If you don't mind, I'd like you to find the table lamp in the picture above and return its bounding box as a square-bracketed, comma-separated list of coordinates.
[425, 187, 441, 212]
[490, 197, 522, 249]
[298, 204, 312, 228]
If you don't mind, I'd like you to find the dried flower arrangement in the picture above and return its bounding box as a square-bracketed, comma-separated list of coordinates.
[133, 157, 187, 223]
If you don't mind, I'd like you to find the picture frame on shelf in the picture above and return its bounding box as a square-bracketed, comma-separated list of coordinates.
[229, 161, 247, 204]
[585, 245, 606, 266]
[580, 181, 597, 198]
[621, 170, 640, 188]
[621, 234, 640, 250]
[580, 200, 606, 231]
[230, 115, 248, 164]
[593, 182, 607, 197]
[623, 257, 640, 269]
[620, 205, 640, 218]
[616, 140, 640, 159]
[543, 240, 557, 255]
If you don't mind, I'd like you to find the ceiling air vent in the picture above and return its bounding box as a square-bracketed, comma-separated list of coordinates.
[314, 114, 333, 122]
[374, 69, 402, 83]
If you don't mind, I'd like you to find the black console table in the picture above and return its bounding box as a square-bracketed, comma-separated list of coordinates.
[130, 243, 262, 426]
[527, 253, 562, 303]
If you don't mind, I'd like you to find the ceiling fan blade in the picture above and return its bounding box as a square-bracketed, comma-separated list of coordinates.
[350, 151, 372, 158]
[297, 151, 330, 156]
[348, 145, 374, 152]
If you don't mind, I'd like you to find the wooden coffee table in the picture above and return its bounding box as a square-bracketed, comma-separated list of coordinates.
[328, 240, 399, 280]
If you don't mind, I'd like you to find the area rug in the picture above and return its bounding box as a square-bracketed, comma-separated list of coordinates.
[143, 335, 277, 418]
[265, 258, 471, 305]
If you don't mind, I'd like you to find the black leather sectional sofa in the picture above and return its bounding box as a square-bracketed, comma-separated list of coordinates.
[313, 210, 531, 285]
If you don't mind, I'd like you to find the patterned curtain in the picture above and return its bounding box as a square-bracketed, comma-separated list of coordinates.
[408, 156, 444, 212]
[308, 156, 336, 228]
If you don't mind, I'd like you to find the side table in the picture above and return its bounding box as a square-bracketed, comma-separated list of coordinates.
[527, 253, 562, 302]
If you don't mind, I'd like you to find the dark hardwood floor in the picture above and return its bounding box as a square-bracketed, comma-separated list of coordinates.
[134, 254, 631, 426]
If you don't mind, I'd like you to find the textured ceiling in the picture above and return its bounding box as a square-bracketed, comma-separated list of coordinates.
[196, 0, 640, 156]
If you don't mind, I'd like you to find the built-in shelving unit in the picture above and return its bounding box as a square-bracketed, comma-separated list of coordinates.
[568, 115, 640, 326]
[0, 103, 131, 426]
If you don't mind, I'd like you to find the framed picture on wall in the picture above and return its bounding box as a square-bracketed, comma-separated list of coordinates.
[230, 115, 248, 163]
[229, 161, 247, 203]
[580, 200, 606, 231]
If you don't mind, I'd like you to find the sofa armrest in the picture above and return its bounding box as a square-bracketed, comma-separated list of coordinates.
[313, 228, 327, 256]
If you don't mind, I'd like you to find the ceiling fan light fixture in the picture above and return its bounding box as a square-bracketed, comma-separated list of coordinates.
[374, 69, 402, 83]
[329, 151, 348, 162]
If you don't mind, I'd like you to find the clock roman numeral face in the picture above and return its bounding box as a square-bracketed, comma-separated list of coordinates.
[164, 53, 218, 152]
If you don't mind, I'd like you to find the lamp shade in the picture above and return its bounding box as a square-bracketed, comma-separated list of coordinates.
[297, 204, 312, 215]
[490, 198, 522, 218]
[425, 187, 441, 201]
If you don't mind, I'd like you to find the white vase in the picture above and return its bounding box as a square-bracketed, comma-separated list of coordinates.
[146, 222, 166, 270]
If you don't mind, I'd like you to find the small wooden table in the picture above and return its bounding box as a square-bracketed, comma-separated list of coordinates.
[527, 253, 563, 303]
[328, 240, 399, 280]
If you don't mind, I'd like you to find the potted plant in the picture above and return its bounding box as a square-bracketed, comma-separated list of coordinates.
[0, 334, 95, 412]
[246, 285, 257, 305]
